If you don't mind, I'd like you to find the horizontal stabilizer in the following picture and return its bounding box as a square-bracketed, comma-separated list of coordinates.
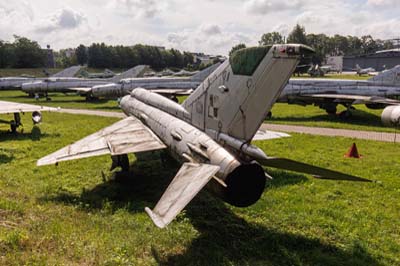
[145, 163, 220, 228]
[37, 116, 166, 166]
[253, 130, 290, 141]
[259, 157, 370, 182]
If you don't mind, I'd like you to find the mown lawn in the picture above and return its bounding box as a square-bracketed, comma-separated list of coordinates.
[0, 112, 399, 265]
[0, 90, 120, 112]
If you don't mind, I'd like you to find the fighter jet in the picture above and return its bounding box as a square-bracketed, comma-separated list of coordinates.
[21, 65, 148, 100]
[79, 68, 116, 79]
[38, 44, 369, 228]
[89, 63, 220, 101]
[356, 64, 376, 76]
[0, 101, 58, 133]
[277, 65, 400, 120]
[0, 66, 82, 90]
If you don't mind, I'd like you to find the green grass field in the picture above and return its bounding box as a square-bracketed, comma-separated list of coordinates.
[0, 90, 121, 112]
[0, 112, 399, 265]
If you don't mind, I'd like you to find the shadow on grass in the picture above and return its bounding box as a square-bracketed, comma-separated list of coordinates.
[43, 152, 379, 266]
[270, 109, 384, 128]
[0, 126, 56, 141]
[159, 193, 380, 266]
[0, 153, 14, 164]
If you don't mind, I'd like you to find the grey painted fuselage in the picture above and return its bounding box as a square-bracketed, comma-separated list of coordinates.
[280, 78, 400, 103]
[91, 77, 201, 98]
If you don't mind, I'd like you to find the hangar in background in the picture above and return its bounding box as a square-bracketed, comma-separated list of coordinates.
[343, 48, 400, 71]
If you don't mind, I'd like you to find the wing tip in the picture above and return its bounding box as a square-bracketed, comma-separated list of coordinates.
[37, 157, 56, 166]
[145, 207, 167, 229]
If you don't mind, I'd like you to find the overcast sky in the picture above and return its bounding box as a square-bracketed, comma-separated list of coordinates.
[1, 0, 399, 55]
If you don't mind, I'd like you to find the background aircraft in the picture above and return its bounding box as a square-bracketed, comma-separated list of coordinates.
[0, 66, 82, 90]
[277, 65, 400, 121]
[356, 64, 376, 76]
[79, 68, 115, 79]
[0, 100, 58, 133]
[38, 44, 369, 229]
[21, 65, 148, 100]
[89, 63, 220, 100]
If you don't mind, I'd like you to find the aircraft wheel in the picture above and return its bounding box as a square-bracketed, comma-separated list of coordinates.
[325, 107, 337, 115]
[10, 121, 17, 134]
[339, 110, 352, 119]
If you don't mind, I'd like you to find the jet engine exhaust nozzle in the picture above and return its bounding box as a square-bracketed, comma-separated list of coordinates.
[224, 163, 266, 207]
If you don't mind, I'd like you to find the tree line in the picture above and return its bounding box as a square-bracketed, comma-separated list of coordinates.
[0, 36, 46, 68]
[71, 43, 196, 70]
[231, 24, 396, 64]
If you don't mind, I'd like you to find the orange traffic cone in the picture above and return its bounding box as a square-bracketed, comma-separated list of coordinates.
[344, 143, 362, 159]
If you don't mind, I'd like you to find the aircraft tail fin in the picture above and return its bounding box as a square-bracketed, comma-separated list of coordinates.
[369, 65, 400, 85]
[51, 65, 82, 78]
[182, 44, 314, 142]
[111, 65, 148, 82]
[190, 63, 221, 82]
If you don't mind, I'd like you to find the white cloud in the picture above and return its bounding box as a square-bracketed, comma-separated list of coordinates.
[108, 0, 165, 18]
[35, 8, 87, 33]
[1, 0, 400, 55]
[244, 0, 302, 15]
[367, 0, 400, 8]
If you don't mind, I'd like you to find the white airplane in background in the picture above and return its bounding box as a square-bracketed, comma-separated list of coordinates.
[21, 66, 148, 100]
[0, 66, 82, 90]
[356, 64, 376, 76]
[0, 101, 58, 133]
[277, 65, 400, 124]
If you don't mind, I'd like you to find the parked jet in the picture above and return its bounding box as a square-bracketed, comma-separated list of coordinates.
[0, 66, 82, 90]
[89, 63, 220, 100]
[0, 101, 58, 133]
[79, 68, 115, 79]
[356, 64, 375, 76]
[38, 44, 369, 229]
[277, 65, 400, 120]
[21, 65, 148, 100]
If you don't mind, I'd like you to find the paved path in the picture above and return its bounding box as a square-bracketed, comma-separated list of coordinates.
[260, 124, 399, 143]
[59, 108, 400, 143]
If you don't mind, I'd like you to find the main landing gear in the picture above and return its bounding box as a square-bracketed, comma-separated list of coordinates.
[10, 113, 22, 133]
[111, 154, 129, 172]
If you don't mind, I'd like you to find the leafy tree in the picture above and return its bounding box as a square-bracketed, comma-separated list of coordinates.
[259, 32, 284, 46]
[75, 44, 88, 65]
[13, 35, 45, 68]
[229, 43, 246, 56]
[287, 24, 308, 45]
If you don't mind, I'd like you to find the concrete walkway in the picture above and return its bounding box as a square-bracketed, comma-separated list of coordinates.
[260, 124, 399, 143]
[59, 108, 400, 143]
